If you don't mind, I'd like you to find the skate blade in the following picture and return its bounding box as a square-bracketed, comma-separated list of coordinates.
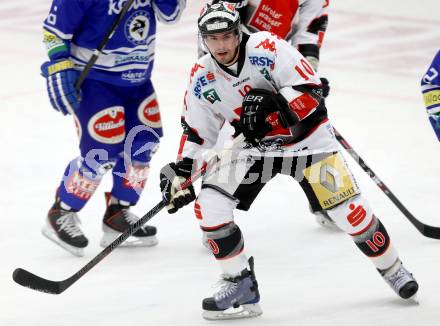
[406, 293, 419, 305]
[202, 303, 263, 320]
[41, 227, 85, 257]
[100, 232, 158, 248]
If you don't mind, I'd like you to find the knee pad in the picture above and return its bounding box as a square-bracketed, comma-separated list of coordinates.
[124, 127, 160, 164]
[59, 156, 115, 210]
[195, 188, 238, 227]
[111, 158, 150, 202]
[351, 216, 392, 258]
[325, 195, 393, 259]
[79, 155, 116, 179]
[202, 222, 244, 260]
[325, 195, 374, 234]
[137, 92, 163, 131]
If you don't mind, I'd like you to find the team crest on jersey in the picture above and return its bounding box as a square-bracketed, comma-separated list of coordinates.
[255, 39, 277, 52]
[125, 11, 150, 45]
[88, 107, 126, 144]
[138, 94, 162, 128]
[260, 68, 272, 82]
[203, 89, 221, 104]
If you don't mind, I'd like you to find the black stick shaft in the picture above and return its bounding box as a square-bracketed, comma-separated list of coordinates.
[13, 135, 245, 294]
[334, 127, 440, 239]
[75, 0, 135, 90]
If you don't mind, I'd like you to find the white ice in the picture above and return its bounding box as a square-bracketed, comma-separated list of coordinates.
[1, 1, 440, 325]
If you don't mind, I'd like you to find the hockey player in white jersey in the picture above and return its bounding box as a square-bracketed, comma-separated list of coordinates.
[200, 0, 335, 228]
[159, 2, 419, 320]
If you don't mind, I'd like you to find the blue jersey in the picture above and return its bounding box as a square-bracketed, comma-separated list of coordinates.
[43, 0, 185, 86]
[421, 50, 440, 141]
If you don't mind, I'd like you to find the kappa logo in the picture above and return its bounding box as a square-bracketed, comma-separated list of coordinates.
[125, 11, 150, 44]
[108, 0, 149, 15]
[88, 107, 125, 144]
[255, 39, 276, 52]
[203, 89, 221, 104]
[190, 63, 205, 82]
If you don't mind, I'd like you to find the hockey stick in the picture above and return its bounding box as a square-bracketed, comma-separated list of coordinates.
[75, 0, 135, 90]
[12, 135, 245, 294]
[334, 127, 440, 239]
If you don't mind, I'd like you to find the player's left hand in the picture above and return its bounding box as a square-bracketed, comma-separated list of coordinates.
[159, 158, 196, 214]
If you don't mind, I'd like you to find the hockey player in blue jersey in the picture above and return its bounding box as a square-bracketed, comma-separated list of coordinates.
[40, 0, 186, 256]
[421, 50, 440, 141]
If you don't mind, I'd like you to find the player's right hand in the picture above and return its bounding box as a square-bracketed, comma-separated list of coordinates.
[41, 59, 80, 115]
[240, 88, 285, 144]
[159, 159, 196, 214]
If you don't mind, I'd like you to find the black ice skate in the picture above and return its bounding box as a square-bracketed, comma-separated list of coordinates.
[379, 259, 419, 301]
[41, 200, 88, 257]
[202, 257, 262, 320]
[100, 192, 158, 248]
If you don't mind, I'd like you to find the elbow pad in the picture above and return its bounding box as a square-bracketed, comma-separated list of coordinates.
[43, 29, 70, 60]
[278, 86, 322, 128]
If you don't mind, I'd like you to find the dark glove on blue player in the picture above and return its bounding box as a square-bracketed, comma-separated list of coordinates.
[160, 158, 196, 214]
[41, 59, 80, 115]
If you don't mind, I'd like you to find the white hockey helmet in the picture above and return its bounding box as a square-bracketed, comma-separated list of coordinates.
[198, 1, 241, 38]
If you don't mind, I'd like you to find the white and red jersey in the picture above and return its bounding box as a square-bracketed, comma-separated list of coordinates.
[243, 0, 329, 49]
[179, 31, 333, 160]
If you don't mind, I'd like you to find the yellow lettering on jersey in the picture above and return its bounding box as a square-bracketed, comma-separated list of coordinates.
[48, 59, 74, 75]
[423, 90, 440, 108]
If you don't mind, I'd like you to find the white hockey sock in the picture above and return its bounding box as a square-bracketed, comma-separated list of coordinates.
[370, 243, 399, 270]
[218, 252, 249, 277]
